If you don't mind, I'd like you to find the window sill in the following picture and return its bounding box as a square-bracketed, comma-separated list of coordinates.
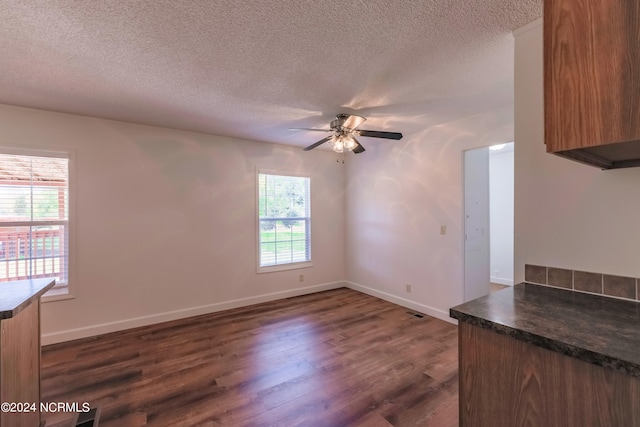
[257, 262, 313, 274]
[42, 287, 75, 303]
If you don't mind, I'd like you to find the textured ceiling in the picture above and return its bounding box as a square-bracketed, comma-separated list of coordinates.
[0, 0, 542, 149]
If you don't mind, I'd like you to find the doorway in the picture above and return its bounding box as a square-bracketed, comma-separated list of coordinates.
[463, 142, 514, 302]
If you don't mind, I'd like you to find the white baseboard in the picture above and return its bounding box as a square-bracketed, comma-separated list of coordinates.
[345, 281, 456, 325]
[42, 281, 346, 345]
[491, 276, 514, 286]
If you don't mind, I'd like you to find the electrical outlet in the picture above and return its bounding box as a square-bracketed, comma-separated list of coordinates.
[405, 284, 412, 293]
[299, 274, 304, 283]
[440, 225, 446, 235]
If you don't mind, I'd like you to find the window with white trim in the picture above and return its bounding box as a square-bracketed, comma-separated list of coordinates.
[0, 151, 70, 295]
[257, 172, 311, 271]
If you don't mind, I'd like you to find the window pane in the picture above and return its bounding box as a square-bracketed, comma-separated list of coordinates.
[260, 220, 277, 242]
[260, 242, 276, 266]
[0, 224, 67, 283]
[32, 186, 67, 220]
[258, 173, 310, 268]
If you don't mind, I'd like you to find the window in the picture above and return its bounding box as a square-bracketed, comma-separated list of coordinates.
[257, 172, 311, 271]
[0, 151, 70, 296]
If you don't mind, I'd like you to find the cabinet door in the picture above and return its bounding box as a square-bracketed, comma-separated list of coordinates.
[0, 302, 41, 427]
[544, 0, 640, 152]
[459, 323, 640, 426]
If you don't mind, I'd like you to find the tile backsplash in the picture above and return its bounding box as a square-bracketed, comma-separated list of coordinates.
[525, 264, 639, 301]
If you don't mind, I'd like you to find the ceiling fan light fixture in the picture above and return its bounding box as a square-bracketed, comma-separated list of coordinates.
[328, 135, 344, 153]
[343, 135, 357, 151]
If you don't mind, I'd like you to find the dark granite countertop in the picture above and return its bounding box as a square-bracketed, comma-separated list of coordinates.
[450, 283, 640, 378]
[0, 278, 56, 319]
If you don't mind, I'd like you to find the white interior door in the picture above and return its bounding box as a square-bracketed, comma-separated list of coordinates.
[464, 147, 490, 302]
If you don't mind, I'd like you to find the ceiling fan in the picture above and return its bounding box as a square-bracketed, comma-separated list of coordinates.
[292, 114, 403, 154]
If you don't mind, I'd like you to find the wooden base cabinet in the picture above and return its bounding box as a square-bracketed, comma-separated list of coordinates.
[0, 301, 42, 427]
[459, 323, 640, 426]
[0, 278, 55, 427]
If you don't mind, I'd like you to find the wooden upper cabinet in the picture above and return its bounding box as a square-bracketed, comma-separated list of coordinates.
[544, 0, 640, 169]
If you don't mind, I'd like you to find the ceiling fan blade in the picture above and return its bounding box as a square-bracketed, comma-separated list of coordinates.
[289, 128, 331, 132]
[341, 114, 367, 129]
[358, 130, 403, 140]
[352, 137, 365, 154]
[303, 136, 333, 151]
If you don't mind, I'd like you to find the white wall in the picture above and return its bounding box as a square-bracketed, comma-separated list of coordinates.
[514, 20, 640, 283]
[0, 104, 346, 344]
[345, 107, 514, 322]
[489, 144, 514, 285]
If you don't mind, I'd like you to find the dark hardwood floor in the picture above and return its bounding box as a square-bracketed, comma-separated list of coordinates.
[41, 288, 459, 427]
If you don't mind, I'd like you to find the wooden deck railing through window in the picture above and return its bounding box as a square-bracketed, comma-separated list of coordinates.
[0, 227, 65, 282]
